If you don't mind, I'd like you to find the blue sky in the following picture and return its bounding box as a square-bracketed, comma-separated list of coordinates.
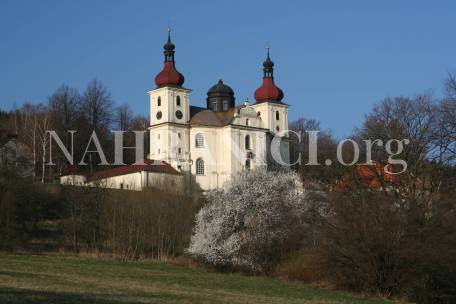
[1, 0, 455, 137]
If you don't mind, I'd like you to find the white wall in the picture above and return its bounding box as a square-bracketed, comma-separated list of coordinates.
[60, 171, 184, 193]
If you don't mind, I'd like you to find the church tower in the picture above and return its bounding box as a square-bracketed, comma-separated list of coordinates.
[252, 48, 288, 135]
[252, 48, 291, 169]
[148, 29, 191, 167]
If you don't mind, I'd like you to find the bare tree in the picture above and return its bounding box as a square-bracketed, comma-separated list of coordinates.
[357, 95, 439, 189]
[48, 84, 80, 132]
[435, 73, 456, 163]
[16, 103, 42, 177]
[115, 103, 133, 131]
[445, 72, 456, 101]
[130, 115, 149, 130]
[290, 118, 342, 185]
[47, 85, 80, 173]
[36, 109, 52, 183]
[80, 79, 113, 132]
[79, 79, 114, 170]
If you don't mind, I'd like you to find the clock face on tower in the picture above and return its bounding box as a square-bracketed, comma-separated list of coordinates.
[175, 110, 183, 120]
[156, 111, 162, 120]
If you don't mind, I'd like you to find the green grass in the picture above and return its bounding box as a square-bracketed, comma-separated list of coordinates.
[0, 253, 397, 304]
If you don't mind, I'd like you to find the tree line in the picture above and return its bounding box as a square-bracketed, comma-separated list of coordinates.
[1, 79, 149, 181]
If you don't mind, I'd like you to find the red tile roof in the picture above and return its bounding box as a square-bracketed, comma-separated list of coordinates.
[336, 162, 423, 191]
[85, 159, 180, 182]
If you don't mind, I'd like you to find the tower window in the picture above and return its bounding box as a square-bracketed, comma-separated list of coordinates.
[245, 135, 251, 150]
[158, 96, 161, 106]
[222, 100, 228, 111]
[276, 111, 280, 120]
[195, 133, 204, 148]
[196, 158, 205, 175]
[176, 95, 181, 106]
[158, 148, 160, 154]
[158, 134, 160, 140]
[178, 133, 181, 139]
[246, 119, 250, 126]
[178, 148, 182, 154]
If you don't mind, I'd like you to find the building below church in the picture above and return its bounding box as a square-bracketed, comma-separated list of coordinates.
[61, 31, 293, 192]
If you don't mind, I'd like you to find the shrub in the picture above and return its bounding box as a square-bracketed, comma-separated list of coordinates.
[273, 250, 327, 283]
[187, 169, 312, 273]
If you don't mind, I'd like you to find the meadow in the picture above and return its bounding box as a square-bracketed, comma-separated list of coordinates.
[0, 253, 396, 304]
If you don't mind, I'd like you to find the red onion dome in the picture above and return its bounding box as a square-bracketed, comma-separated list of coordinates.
[155, 62, 185, 87]
[254, 48, 284, 103]
[154, 29, 185, 87]
[254, 77, 284, 102]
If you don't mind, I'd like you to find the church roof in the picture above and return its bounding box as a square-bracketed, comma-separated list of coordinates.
[207, 79, 235, 96]
[189, 106, 240, 126]
[85, 159, 180, 182]
[254, 49, 284, 103]
[154, 30, 185, 88]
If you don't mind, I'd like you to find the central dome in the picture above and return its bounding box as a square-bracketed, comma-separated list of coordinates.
[206, 79, 235, 112]
[207, 79, 234, 96]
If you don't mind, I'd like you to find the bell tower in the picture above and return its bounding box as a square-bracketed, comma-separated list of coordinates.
[148, 29, 190, 167]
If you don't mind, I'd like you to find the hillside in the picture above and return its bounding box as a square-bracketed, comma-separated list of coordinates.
[0, 253, 396, 304]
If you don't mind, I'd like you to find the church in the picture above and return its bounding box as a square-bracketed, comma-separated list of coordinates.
[61, 31, 292, 192]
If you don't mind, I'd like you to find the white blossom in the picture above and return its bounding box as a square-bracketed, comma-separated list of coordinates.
[187, 169, 311, 273]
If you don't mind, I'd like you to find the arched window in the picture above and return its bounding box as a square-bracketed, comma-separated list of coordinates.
[276, 110, 280, 120]
[195, 133, 204, 147]
[176, 95, 181, 106]
[245, 159, 251, 170]
[246, 119, 250, 126]
[196, 158, 204, 175]
[157, 96, 161, 107]
[245, 135, 251, 150]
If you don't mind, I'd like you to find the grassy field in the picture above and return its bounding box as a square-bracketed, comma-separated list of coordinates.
[0, 253, 396, 304]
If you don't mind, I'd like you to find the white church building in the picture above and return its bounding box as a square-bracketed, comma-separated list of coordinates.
[61, 32, 293, 192]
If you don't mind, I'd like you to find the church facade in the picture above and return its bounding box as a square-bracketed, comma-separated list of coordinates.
[61, 32, 292, 192]
[148, 32, 292, 190]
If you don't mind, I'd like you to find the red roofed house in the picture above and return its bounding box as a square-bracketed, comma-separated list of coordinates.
[61, 159, 184, 192]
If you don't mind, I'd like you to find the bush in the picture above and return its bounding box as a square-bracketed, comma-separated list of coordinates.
[0, 170, 201, 259]
[321, 186, 456, 299]
[411, 268, 456, 304]
[0, 171, 59, 251]
[61, 186, 202, 259]
[187, 169, 313, 273]
[273, 250, 327, 283]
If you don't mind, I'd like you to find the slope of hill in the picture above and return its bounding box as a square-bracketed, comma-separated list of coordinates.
[0, 253, 396, 304]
